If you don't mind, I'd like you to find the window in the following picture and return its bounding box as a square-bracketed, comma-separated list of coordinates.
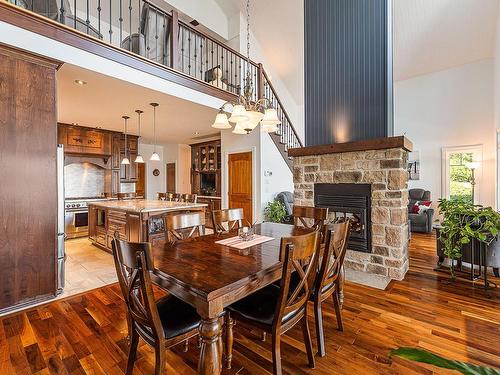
[442, 145, 482, 204]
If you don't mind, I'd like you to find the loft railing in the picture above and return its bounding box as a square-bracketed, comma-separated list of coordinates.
[7, 0, 301, 151]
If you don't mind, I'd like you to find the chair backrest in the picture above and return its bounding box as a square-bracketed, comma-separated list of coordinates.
[316, 222, 351, 295]
[111, 233, 164, 344]
[293, 206, 328, 231]
[408, 188, 431, 208]
[275, 231, 320, 328]
[117, 192, 136, 200]
[164, 212, 205, 242]
[157, 192, 167, 200]
[181, 193, 198, 203]
[212, 208, 245, 234]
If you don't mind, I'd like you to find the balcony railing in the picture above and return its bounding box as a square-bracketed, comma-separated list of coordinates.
[6, 0, 302, 158]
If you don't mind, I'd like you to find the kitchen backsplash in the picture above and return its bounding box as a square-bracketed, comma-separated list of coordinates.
[120, 182, 136, 194]
[64, 162, 105, 198]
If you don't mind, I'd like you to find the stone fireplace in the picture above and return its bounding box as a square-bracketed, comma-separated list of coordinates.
[290, 137, 412, 281]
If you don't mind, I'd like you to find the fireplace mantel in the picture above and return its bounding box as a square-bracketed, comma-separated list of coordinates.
[289, 136, 413, 157]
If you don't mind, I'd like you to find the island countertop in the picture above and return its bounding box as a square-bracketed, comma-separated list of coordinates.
[88, 199, 207, 213]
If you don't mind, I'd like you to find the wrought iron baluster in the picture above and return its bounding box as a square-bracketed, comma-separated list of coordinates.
[193, 33, 197, 78]
[109, 0, 112, 43]
[73, 0, 76, 29]
[181, 26, 185, 72]
[155, 9, 158, 62]
[129, 0, 132, 52]
[86, 0, 90, 35]
[200, 37, 204, 80]
[188, 31, 192, 75]
[220, 46, 224, 89]
[119, 0, 123, 47]
[97, 0, 101, 36]
[46, 0, 49, 17]
[162, 13, 166, 64]
[60, 0, 65, 25]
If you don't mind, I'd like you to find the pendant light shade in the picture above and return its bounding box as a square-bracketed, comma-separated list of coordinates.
[260, 108, 281, 126]
[121, 115, 130, 165]
[241, 110, 264, 132]
[150, 103, 160, 161]
[134, 109, 145, 163]
[228, 105, 248, 123]
[261, 123, 279, 133]
[212, 112, 232, 129]
[232, 122, 247, 135]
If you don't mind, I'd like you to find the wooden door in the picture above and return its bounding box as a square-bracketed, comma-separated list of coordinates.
[228, 152, 253, 223]
[136, 163, 146, 197]
[166, 163, 176, 192]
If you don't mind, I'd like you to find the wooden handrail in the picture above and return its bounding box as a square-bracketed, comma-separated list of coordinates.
[261, 68, 303, 147]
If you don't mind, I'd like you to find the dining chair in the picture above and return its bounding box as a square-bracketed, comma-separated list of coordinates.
[293, 205, 328, 231]
[171, 193, 182, 201]
[164, 212, 205, 243]
[181, 193, 198, 203]
[313, 221, 351, 357]
[157, 192, 167, 200]
[111, 233, 200, 375]
[117, 192, 136, 200]
[224, 231, 320, 374]
[212, 208, 245, 234]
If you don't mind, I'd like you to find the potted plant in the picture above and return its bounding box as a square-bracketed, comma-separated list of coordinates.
[264, 200, 287, 223]
[438, 198, 500, 278]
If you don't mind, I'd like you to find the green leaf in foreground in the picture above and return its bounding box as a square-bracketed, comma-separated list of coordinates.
[390, 348, 500, 375]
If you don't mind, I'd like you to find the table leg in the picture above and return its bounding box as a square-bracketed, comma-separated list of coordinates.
[198, 317, 222, 375]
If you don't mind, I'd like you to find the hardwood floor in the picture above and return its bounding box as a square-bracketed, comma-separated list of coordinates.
[0, 233, 498, 374]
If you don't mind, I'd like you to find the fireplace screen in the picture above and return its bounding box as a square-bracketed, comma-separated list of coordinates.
[314, 183, 371, 252]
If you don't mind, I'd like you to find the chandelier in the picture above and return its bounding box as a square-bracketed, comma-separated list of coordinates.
[212, 0, 281, 134]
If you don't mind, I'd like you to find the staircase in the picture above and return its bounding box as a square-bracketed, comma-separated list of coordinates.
[4, 0, 303, 169]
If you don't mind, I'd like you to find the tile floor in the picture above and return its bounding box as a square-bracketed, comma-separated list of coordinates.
[63, 237, 117, 298]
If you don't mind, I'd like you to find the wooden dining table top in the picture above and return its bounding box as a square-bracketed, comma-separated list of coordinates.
[151, 222, 312, 308]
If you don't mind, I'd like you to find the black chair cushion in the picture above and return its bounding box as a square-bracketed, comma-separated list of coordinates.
[227, 285, 297, 327]
[156, 295, 200, 339]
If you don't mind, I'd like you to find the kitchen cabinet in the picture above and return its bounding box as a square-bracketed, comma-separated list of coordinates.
[58, 124, 111, 156]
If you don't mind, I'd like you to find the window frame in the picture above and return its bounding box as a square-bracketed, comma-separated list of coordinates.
[441, 144, 483, 204]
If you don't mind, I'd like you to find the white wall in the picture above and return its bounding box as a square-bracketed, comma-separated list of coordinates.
[395, 59, 496, 208]
[260, 133, 294, 216]
[138, 143, 165, 199]
[162, 143, 192, 194]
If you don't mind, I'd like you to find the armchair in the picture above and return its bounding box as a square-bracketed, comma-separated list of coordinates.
[408, 188, 434, 233]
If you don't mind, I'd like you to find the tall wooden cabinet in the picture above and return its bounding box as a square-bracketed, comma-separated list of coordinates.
[191, 140, 221, 196]
[0, 45, 60, 311]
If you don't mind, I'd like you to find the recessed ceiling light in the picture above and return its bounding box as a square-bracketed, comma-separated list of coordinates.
[194, 131, 200, 135]
[74, 79, 87, 85]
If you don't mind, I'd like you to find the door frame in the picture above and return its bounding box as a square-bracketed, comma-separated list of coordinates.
[224, 147, 257, 222]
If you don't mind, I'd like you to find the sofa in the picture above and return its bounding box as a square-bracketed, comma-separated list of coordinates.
[408, 188, 434, 233]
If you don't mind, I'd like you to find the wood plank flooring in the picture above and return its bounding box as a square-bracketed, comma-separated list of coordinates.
[0, 233, 499, 374]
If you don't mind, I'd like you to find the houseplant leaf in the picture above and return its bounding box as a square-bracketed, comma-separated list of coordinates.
[391, 347, 500, 375]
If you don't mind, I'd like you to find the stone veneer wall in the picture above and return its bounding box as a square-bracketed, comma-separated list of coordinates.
[293, 148, 410, 280]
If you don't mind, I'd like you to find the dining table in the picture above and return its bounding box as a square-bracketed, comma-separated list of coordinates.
[150, 222, 313, 375]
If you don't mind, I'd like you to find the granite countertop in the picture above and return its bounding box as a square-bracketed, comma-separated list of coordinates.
[197, 195, 222, 200]
[88, 199, 207, 213]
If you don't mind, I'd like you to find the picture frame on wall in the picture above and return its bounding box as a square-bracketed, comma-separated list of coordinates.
[408, 151, 420, 180]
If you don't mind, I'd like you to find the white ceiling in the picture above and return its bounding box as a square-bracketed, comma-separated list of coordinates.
[57, 64, 220, 144]
[394, 0, 498, 81]
[215, 0, 304, 105]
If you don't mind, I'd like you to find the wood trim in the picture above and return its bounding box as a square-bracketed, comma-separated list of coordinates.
[288, 136, 413, 157]
[0, 41, 62, 69]
[0, 2, 238, 103]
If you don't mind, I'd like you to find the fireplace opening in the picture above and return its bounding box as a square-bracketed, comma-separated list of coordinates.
[314, 183, 371, 252]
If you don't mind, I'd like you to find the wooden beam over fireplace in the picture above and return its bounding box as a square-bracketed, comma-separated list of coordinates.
[288, 136, 413, 157]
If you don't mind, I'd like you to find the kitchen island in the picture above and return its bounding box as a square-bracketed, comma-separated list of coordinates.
[88, 200, 207, 251]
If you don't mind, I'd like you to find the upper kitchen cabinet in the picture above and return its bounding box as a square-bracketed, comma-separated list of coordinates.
[58, 124, 111, 156]
[114, 134, 139, 182]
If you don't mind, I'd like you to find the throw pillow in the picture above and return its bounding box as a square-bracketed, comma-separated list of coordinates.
[417, 200, 432, 214]
[411, 203, 420, 214]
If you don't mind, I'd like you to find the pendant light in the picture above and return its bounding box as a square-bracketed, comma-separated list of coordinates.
[150, 103, 160, 161]
[134, 109, 145, 163]
[121, 115, 130, 165]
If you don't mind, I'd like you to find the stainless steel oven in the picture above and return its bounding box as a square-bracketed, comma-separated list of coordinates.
[65, 208, 89, 239]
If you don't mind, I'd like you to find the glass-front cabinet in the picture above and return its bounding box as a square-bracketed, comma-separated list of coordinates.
[190, 139, 221, 196]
